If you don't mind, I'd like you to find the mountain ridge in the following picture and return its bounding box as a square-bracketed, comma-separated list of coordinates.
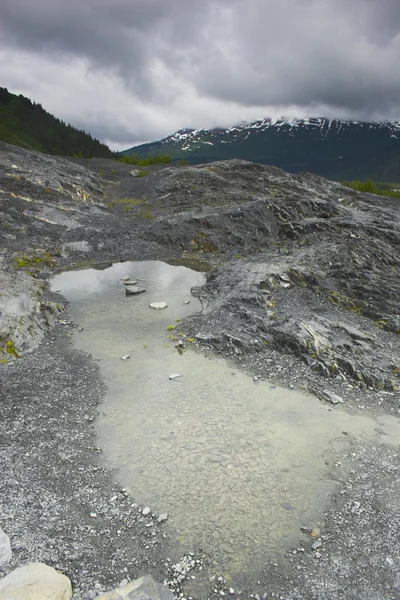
[123, 117, 400, 181]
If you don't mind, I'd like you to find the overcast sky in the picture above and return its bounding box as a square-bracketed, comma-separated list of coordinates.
[1, 0, 400, 150]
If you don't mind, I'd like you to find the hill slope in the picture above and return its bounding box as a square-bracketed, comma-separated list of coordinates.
[123, 117, 400, 180]
[0, 87, 113, 158]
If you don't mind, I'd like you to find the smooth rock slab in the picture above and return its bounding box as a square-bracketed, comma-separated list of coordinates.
[96, 575, 174, 600]
[125, 286, 146, 296]
[0, 528, 11, 569]
[0, 562, 72, 600]
[149, 302, 168, 310]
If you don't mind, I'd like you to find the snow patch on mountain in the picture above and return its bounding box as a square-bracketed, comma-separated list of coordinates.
[161, 118, 400, 151]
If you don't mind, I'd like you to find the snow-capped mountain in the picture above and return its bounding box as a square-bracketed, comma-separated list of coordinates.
[123, 118, 400, 181]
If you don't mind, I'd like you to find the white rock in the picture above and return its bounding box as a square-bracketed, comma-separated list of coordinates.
[157, 513, 169, 523]
[0, 562, 72, 600]
[322, 389, 344, 404]
[169, 373, 182, 380]
[142, 506, 151, 516]
[96, 575, 174, 600]
[149, 302, 168, 310]
[121, 355, 130, 360]
[0, 527, 12, 569]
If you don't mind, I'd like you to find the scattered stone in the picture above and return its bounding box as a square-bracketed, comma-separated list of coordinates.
[125, 286, 146, 296]
[122, 279, 139, 286]
[96, 575, 174, 600]
[310, 527, 321, 537]
[183, 300, 190, 305]
[311, 541, 322, 550]
[121, 276, 130, 282]
[321, 389, 344, 405]
[0, 527, 12, 568]
[149, 302, 168, 310]
[130, 169, 142, 177]
[0, 562, 72, 599]
[169, 373, 182, 380]
[142, 506, 151, 516]
[121, 355, 130, 360]
[157, 513, 169, 523]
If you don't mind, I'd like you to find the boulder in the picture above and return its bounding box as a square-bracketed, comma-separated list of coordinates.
[0, 528, 11, 569]
[0, 562, 72, 599]
[96, 575, 174, 600]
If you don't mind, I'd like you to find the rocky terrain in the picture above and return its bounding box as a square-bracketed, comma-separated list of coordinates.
[0, 141, 399, 599]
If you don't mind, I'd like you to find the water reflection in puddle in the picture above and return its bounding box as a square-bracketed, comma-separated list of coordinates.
[52, 261, 400, 580]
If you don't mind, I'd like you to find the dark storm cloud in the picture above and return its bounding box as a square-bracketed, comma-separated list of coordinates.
[1, 0, 400, 146]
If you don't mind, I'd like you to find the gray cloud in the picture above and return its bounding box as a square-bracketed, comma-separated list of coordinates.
[1, 0, 400, 148]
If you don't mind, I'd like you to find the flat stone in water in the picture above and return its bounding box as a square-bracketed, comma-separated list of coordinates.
[125, 285, 146, 296]
[150, 302, 168, 310]
[169, 373, 182, 380]
[123, 279, 139, 286]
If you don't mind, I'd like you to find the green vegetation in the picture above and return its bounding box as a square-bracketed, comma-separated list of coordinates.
[343, 180, 400, 199]
[164, 257, 213, 272]
[118, 155, 172, 167]
[14, 250, 57, 274]
[328, 290, 363, 314]
[105, 198, 144, 209]
[166, 325, 176, 331]
[0, 87, 114, 158]
[0, 336, 20, 360]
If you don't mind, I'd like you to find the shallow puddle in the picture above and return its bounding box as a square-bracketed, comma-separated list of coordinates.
[52, 261, 400, 581]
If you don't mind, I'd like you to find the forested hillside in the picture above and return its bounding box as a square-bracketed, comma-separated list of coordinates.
[0, 87, 113, 158]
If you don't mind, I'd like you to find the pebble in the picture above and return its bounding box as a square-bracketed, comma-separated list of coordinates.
[311, 541, 322, 550]
[169, 373, 182, 380]
[142, 506, 151, 516]
[121, 355, 130, 360]
[157, 513, 169, 523]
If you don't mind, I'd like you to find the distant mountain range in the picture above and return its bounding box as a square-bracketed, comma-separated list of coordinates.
[123, 117, 400, 181]
[0, 87, 113, 159]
